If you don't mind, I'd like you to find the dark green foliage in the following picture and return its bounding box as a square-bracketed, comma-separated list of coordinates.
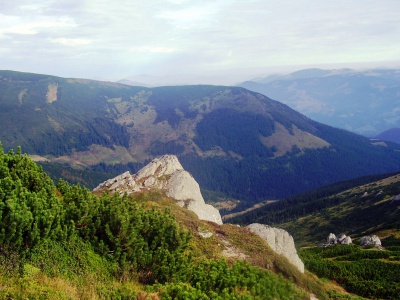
[3, 70, 400, 204]
[194, 108, 275, 157]
[148, 85, 225, 127]
[148, 140, 185, 156]
[54, 180, 192, 284]
[300, 246, 400, 299]
[39, 162, 113, 190]
[0, 145, 68, 251]
[151, 259, 306, 299]
[0, 72, 134, 155]
[28, 237, 116, 281]
[0, 144, 308, 298]
[227, 172, 397, 224]
[0, 143, 192, 284]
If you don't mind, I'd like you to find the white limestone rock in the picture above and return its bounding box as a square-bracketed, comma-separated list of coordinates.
[327, 233, 337, 245]
[360, 235, 381, 246]
[341, 236, 352, 245]
[337, 233, 347, 244]
[93, 155, 223, 224]
[326, 233, 352, 245]
[246, 223, 305, 273]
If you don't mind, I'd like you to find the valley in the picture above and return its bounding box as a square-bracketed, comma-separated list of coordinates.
[2, 70, 400, 206]
[1, 69, 400, 299]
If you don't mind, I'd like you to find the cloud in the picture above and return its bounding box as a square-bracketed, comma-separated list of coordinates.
[0, 14, 76, 37]
[50, 38, 92, 46]
[0, 0, 399, 83]
[129, 46, 176, 53]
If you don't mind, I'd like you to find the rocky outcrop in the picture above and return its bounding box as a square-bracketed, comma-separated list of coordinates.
[247, 223, 304, 273]
[326, 233, 352, 245]
[94, 155, 223, 224]
[360, 235, 381, 246]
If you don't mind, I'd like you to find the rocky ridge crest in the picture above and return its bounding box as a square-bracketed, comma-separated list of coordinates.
[94, 155, 223, 224]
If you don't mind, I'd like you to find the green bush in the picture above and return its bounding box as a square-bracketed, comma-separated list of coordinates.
[300, 246, 400, 299]
[0, 144, 311, 299]
[0, 146, 69, 252]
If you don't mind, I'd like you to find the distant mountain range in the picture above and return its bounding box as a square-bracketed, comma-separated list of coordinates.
[1, 70, 400, 209]
[239, 68, 400, 137]
[375, 127, 400, 144]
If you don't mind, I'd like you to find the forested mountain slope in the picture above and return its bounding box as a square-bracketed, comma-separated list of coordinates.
[2, 70, 400, 207]
[228, 172, 400, 246]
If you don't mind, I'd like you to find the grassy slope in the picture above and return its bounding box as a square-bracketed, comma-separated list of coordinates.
[280, 174, 400, 246]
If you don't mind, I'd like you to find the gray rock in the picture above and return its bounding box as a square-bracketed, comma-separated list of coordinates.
[327, 233, 337, 244]
[360, 235, 381, 246]
[94, 155, 223, 224]
[247, 223, 304, 273]
[326, 233, 352, 245]
[341, 236, 352, 245]
[337, 233, 347, 244]
[198, 228, 213, 238]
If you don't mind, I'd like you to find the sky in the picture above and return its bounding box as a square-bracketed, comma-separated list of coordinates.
[1, 0, 400, 85]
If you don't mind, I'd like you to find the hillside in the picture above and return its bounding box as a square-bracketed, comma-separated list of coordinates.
[2, 70, 400, 207]
[1, 144, 361, 299]
[228, 172, 400, 246]
[375, 127, 400, 144]
[239, 68, 400, 136]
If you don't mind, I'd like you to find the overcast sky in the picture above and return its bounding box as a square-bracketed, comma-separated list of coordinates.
[1, 0, 400, 85]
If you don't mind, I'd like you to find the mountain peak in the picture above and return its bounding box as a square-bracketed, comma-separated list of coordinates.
[94, 155, 223, 224]
[135, 154, 183, 180]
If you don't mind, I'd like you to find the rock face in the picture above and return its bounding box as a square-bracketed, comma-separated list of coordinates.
[246, 223, 304, 273]
[94, 155, 223, 224]
[360, 235, 381, 246]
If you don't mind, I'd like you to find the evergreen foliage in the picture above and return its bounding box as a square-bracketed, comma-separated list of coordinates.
[300, 245, 400, 299]
[227, 172, 397, 225]
[0, 145, 68, 251]
[0, 144, 309, 299]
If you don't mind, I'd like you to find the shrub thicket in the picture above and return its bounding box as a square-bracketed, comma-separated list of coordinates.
[300, 245, 400, 299]
[0, 143, 307, 299]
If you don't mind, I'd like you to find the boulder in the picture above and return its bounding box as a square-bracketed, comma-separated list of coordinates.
[326, 233, 352, 245]
[247, 223, 304, 273]
[341, 236, 352, 245]
[94, 155, 223, 224]
[360, 235, 381, 246]
[327, 233, 337, 244]
[337, 233, 347, 244]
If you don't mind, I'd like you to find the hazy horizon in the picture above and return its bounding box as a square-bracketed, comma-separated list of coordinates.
[1, 1, 400, 85]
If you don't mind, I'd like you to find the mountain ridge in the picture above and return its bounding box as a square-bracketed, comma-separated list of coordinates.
[2, 69, 400, 206]
[239, 68, 400, 136]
